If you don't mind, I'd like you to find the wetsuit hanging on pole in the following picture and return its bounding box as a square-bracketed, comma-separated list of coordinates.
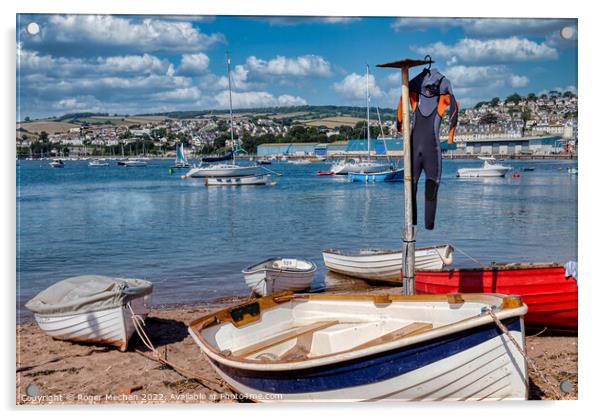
[397, 68, 459, 230]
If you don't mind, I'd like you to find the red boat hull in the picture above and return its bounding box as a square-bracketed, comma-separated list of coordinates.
[415, 265, 577, 330]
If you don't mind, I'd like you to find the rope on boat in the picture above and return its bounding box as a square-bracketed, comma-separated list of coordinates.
[451, 244, 488, 269]
[486, 308, 564, 400]
[126, 303, 225, 388]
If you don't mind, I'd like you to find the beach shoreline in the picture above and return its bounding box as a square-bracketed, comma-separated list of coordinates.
[16, 294, 578, 404]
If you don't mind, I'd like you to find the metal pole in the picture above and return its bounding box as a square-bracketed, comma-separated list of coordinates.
[227, 53, 235, 165]
[401, 66, 416, 296]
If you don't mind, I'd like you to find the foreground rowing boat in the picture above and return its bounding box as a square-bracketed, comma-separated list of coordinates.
[188, 292, 528, 401]
[322, 244, 454, 282]
[415, 262, 577, 330]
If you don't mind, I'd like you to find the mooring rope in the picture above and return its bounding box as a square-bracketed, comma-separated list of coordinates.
[126, 303, 225, 388]
[486, 308, 564, 400]
[451, 244, 488, 269]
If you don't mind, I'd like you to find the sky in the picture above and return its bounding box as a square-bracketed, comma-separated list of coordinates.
[16, 15, 578, 119]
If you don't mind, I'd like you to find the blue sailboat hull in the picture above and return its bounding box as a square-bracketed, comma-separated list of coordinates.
[348, 168, 404, 183]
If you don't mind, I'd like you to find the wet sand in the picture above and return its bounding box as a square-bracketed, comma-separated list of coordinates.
[16, 292, 578, 404]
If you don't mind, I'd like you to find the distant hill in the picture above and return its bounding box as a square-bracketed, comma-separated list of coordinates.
[138, 105, 398, 121]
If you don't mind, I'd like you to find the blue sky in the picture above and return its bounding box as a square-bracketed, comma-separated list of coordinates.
[16, 15, 577, 119]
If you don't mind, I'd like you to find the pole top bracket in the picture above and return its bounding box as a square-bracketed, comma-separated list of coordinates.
[376, 58, 433, 69]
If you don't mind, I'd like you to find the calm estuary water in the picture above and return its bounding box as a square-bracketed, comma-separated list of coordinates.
[16, 159, 577, 320]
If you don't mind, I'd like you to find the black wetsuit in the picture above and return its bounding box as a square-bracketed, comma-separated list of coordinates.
[397, 68, 459, 230]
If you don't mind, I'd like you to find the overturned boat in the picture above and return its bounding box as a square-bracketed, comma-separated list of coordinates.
[26, 275, 153, 351]
[242, 258, 316, 296]
[188, 292, 529, 401]
[322, 244, 454, 282]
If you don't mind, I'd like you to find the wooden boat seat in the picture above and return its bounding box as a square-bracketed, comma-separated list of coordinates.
[233, 320, 339, 358]
[350, 322, 433, 351]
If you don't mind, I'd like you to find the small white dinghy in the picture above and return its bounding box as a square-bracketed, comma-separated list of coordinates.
[242, 258, 316, 296]
[188, 292, 528, 401]
[26, 275, 153, 351]
[205, 174, 270, 186]
[322, 244, 454, 282]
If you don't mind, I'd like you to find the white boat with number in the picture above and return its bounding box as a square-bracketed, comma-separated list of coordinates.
[457, 157, 511, 178]
[242, 258, 316, 296]
[188, 292, 528, 401]
[322, 244, 454, 282]
[26, 275, 153, 351]
[205, 174, 271, 186]
[188, 164, 259, 178]
[122, 159, 148, 167]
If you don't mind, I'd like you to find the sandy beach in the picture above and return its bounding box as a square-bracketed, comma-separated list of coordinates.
[16, 291, 578, 404]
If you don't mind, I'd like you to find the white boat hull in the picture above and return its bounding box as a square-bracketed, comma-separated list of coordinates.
[123, 160, 148, 167]
[205, 174, 270, 186]
[189, 293, 528, 402]
[322, 244, 454, 282]
[457, 167, 510, 177]
[186, 165, 258, 178]
[32, 294, 151, 351]
[242, 258, 316, 296]
[330, 161, 390, 175]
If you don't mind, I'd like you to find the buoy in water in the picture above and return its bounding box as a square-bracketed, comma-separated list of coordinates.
[512, 172, 521, 178]
[168, 168, 174, 175]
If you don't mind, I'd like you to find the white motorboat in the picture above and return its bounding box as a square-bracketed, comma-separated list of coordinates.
[457, 157, 511, 178]
[288, 159, 312, 165]
[49, 159, 64, 168]
[567, 167, 578, 175]
[242, 258, 316, 296]
[89, 159, 109, 167]
[188, 292, 528, 401]
[322, 244, 454, 282]
[122, 159, 148, 167]
[205, 174, 271, 186]
[26, 275, 153, 351]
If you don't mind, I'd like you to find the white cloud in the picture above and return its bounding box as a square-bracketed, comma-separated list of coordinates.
[391, 18, 572, 38]
[216, 64, 252, 90]
[261, 17, 360, 26]
[415, 37, 558, 64]
[179, 53, 210, 75]
[333, 73, 382, 100]
[509, 74, 530, 88]
[214, 90, 307, 109]
[246, 55, 332, 77]
[44, 15, 224, 52]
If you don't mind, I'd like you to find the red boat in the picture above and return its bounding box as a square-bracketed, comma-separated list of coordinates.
[316, 171, 334, 176]
[414, 263, 577, 331]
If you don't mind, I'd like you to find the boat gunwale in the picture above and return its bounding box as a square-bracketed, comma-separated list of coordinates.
[418, 262, 567, 273]
[188, 292, 526, 372]
[322, 244, 453, 258]
[242, 258, 317, 275]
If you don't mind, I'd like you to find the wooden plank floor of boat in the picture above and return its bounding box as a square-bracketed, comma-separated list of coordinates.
[233, 320, 339, 358]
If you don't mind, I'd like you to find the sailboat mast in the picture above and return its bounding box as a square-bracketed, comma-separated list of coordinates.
[227, 53, 236, 165]
[366, 64, 370, 159]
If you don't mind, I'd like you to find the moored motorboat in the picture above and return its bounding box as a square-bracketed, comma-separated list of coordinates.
[205, 174, 271, 186]
[89, 159, 109, 167]
[122, 159, 148, 167]
[415, 262, 577, 330]
[348, 168, 404, 183]
[49, 159, 64, 168]
[187, 164, 259, 178]
[242, 258, 316, 296]
[457, 157, 511, 178]
[322, 244, 454, 282]
[188, 292, 528, 401]
[25, 275, 153, 351]
[330, 158, 390, 175]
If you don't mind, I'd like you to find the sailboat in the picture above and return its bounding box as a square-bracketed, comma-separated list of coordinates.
[185, 54, 258, 179]
[348, 65, 402, 182]
[331, 65, 390, 176]
[171, 144, 191, 169]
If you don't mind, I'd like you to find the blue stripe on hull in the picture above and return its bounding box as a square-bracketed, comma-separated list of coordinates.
[213, 317, 522, 394]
